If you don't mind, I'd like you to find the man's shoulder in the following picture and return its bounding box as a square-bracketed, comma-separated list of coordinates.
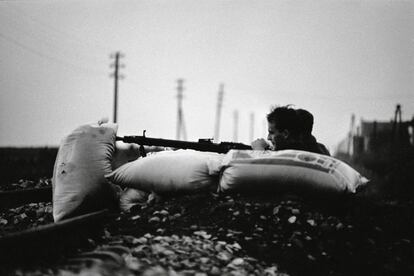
[316, 142, 330, 156]
[303, 135, 330, 156]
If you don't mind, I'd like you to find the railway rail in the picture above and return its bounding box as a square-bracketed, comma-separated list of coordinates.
[0, 186, 110, 266]
[2, 179, 414, 275]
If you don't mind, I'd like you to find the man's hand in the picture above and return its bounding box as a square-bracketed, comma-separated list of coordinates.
[251, 138, 271, 150]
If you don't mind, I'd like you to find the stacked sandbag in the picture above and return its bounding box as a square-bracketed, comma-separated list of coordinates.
[111, 142, 166, 170]
[119, 188, 149, 212]
[106, 150, 224, 194]
[52, 120, 119, 221]
[111, 143, 141, 170]
[219, 150, 368, 196]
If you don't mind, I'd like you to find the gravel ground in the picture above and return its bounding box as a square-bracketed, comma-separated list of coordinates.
[1, 179, 414, 276]
[0, 178, 51, 192]
[0, 202, 53, 237]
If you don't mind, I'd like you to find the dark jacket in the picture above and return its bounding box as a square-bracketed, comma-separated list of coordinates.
[282, 135, 330, 156]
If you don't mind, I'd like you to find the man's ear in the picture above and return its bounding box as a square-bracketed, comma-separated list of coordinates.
[282, 129, 290, 139]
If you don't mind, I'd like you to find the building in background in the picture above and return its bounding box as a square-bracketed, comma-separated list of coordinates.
[336, 105, 414, 159]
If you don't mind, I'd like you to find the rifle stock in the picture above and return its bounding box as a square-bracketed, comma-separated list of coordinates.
[116, 136, 251, 153]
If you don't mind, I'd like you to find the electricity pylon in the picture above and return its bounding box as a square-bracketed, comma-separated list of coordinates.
[176, 79, 187, 140]
[109, 52, 125, 123]
[214, 83, 224, 142]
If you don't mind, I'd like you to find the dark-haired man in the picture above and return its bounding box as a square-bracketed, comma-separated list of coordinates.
[251, 105, 330, 156]
[295, 108, 330, 156]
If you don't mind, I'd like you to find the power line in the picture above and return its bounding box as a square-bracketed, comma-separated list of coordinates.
[0, 9, 105, 66]
[0, 32, 106, 76]
[7, 5, 109, 57]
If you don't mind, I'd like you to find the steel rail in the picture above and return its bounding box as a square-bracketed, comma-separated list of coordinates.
[0, 208, 109, 265]
[0, 186, 52, 209]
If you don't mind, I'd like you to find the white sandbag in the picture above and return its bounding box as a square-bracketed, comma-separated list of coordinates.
[52, 120, 118, 221]
[106, 149, 224, 194]
[219, 150, 368, 195]
[111, 142, 166, 170]
[111, 143, 141, 170]
[119, 188, 149, 212]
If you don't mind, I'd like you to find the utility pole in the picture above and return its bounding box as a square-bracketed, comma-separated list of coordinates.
[109, 52, 125, 123]
[214, 83, 224, 142]
[392, 104, 402, 145]
[262, 118, 268, 138]
[249, 112, 255, 143]
[176, 79, 187, 140]
[347, 113, 355, 155]
[233, 110, 239, 142]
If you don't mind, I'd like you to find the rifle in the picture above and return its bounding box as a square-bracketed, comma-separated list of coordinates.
[116, 131, 251, 156]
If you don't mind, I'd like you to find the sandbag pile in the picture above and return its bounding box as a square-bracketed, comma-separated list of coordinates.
[111, 143, 141, 170]
[52, 120, 119, 222]
[108, 148, 368, 198]
[106, 150, 224, 195]
[219, 150, 368, 195]
[119, 188, 149, 212]
[111, 143, 165, 170]
[53, 120, 368, 221]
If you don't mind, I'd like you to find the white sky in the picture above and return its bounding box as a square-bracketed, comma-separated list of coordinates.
[0, 0, 413, 152]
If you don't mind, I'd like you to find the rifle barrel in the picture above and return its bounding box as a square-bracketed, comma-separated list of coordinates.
[116, 136, 251, 153]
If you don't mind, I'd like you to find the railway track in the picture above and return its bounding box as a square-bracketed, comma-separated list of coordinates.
[2, 179, 414, 275]
[0, 184, 279, 276]
[0, 187, 52, 209]
[0, 186, 110, 267]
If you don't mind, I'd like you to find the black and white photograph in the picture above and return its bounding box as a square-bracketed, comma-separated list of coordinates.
[0, 0, 413, 275]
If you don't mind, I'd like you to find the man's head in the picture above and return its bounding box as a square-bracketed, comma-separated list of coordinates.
[296, 108, 314, 136]
[266, 105, 300, 150]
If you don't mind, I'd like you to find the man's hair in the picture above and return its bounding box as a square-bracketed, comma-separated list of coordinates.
[266, 105, 300, 134]
[296, 108, 314, 135]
